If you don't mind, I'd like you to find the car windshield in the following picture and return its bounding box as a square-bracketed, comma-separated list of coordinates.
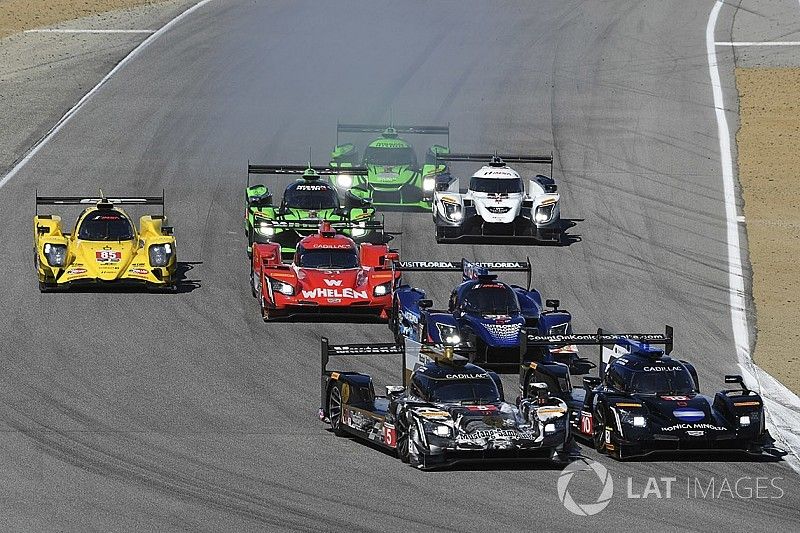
[462, 285, 520, 315]
[363, 145, 417, 167]
[470, 177, 523, 194]
[77, 211, 134, 241]
[284, 183, 340, 210]
[429, 378, 500, 404]
[297, 248, 359, 269]
[628, 369, 696, 395]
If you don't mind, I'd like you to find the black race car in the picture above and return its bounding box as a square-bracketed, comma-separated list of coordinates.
[519, 327, 770, 460]
[319, 338, 573, 470]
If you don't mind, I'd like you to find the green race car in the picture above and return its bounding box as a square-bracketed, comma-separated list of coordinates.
[245, 164, 378, 257]
[329, 123, 450, 209]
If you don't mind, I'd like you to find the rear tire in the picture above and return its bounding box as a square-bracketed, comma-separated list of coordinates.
[250, 264, 257, 298]
[328, 383, 347, 437]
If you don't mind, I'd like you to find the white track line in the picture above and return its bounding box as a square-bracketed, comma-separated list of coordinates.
[707, 1, 800, 473]
[0, 0, 214, 189]
[716, 41, 800, 46]
[25, 29, 154, 34]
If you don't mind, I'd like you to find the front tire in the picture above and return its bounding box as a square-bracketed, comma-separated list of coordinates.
[593, 405, 607, 454]
[327, 383, 347, 437]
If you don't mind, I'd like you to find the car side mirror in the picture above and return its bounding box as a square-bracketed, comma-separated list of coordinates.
[386, 385, 405, 399]
[528, 382, 549, 405]
[545, 299, 560, 311]
[418, 299, 433, 310]
[583, 377, 602, 390]
[161, 226, 174, 236]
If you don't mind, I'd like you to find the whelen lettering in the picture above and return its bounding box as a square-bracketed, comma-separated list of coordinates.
[301, 288, 368, 299]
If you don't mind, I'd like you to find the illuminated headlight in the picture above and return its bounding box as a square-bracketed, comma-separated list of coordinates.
[270, 278, 294, 296]
[148, 243, 173, 267]
[739, 415, 751, 427]
[436, 323, 461, 345]
[43, 243, 67, 267]
[256, 221, 274, 236]
[534, 204, 554, 224]
[423, 421, 451, 438]
[422, 177, 435, 192]
[443, 201, 463, 222]
[544, 423, 557, 434]
[373, 281, 391, 296]
[619, 410, 647, 427]
[633, 416, 647, 427]
[336, 174, 353, 188]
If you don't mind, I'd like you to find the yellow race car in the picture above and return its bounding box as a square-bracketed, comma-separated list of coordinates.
[34, 193, 177, 291]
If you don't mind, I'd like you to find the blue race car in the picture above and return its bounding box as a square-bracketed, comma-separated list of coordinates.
[389, 259, 581, 369]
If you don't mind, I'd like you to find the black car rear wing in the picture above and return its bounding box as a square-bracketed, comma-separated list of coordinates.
[35, 190, 166, 216]
[252, 217, 384, 232]
[434, 152, 554, 178]
[524, 326, 674, 377]
[336, 122, 450, 146]
[391, 258, 532, 290]
[247, 163, 368, 188]
[320, 337, 473, 406]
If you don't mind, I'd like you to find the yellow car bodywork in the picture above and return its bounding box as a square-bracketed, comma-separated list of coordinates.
[34, 201, 177, 291]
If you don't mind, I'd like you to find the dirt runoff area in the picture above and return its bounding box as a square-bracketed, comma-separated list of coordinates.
[736, 67, 800, 394]
[0, 1, 164, 38]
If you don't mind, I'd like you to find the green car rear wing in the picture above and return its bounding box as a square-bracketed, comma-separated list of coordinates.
[336, 122, 450, 147]
[247, 163, 368, 188]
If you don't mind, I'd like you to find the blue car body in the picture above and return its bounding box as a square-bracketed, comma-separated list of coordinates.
[390, 259, 574, 367]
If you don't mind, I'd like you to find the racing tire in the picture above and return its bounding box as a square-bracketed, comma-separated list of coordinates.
[407, 422, 430, 469]
[38, 281, 55, 293]
[396, 418, 410, 464]
[260, 293, 271, 322]
[389, 298, 402, 343]
[327, 382, 347, 437]
[593, 405, 608, 454]
[250, 264, 257, 298]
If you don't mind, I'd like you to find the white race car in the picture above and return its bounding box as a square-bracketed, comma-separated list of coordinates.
[431, 153, 562, 243]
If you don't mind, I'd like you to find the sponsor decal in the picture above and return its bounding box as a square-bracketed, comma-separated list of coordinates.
[673, 408, 705, 422]
[474, 262, 525, 269]
[687, 430, 705, 437]
[643, 366, 682, 372]
[301, 287, 367, 299]
[129, 268, 149, 275]
[327, 298, 342, 304]
[323, 279, 343, 287]
[661, 395, 691, 401]
[329, 345, 403, 355]
[295, 185, 328, 191]
[307, 243, 352, 249]
[662, 423, 726, 432]
[465, 428, 535, 440]
[417, 410, 450, 419]
[96, 249, 121, 263]
[67, 268, 87, 275]
[445, 373, 489, 379]
[398, 261, 459, 269]
[463, 405, 498, 413]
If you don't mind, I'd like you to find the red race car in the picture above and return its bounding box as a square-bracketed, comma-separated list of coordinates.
[251, 221, 400, 321]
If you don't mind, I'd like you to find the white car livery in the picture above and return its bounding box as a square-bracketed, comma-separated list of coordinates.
[431, 153, 562, 243]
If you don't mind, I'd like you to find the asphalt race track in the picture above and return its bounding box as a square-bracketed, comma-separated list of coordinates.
[0, 1, 798, 530]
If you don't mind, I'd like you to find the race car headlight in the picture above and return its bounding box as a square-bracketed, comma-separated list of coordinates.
[619, 409, 647, 427]
[270, 278, 294, 296]
[148, 243, 173, 267]
[43, 243, 67, 267]
[443, 201, 463, 222]
[534, 204, 555, 224]
[423, 420, 452, 438]
[436, 323, 461, 345]
[422, 176, 435, 192]
[256, 221, 274, 236]
[739, 415, 751, 427]
[373, 281, 392, 296]
[336, 174, 353, 189]
[544, 423, 557, 434]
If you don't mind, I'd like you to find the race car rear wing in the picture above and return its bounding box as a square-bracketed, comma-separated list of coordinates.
[320, 337, 473, 407]
[434, 152, 554, 179]
[35, 190, 166, 216]
[247, 163, 368, 188]
[524, 326, 674, 378]
[251, 217, 385, 233]
[391, 258, 532, 290]
[336, 122, 450, 146]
